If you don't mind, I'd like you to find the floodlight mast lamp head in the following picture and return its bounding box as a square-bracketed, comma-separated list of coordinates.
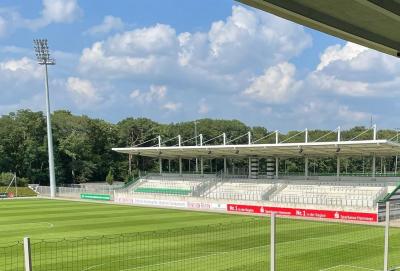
[33, 39, 55, 65]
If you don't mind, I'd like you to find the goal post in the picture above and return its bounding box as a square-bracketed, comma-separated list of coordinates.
[2, 173, 17, 198]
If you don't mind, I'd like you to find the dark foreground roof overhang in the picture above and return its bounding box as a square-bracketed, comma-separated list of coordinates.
[238, 0, 400, 57]
[113, 140, 400, 159]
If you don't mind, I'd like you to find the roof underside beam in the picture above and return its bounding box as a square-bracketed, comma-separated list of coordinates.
[237, 0, 400, 57]
[113, 140, 400, 159]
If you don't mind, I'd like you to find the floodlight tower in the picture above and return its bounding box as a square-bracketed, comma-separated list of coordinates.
[34, 39, 56, 198]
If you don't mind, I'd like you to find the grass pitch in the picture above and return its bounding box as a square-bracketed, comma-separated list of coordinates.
[0, 198, 399, 271]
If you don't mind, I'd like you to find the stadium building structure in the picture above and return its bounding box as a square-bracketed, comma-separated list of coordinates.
[112, 126, 400, 223]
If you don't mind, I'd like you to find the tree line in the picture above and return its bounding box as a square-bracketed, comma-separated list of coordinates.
[0, 109, 398, 185]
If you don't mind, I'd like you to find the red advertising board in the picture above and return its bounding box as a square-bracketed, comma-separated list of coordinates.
[227, 204, 378, 222]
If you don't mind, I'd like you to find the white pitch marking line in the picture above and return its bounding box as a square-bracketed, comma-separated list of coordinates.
[81, 245, 267, 271]
[0, 222, 54, 229]
[319, 264, 380, 271]
[25, 222, 54, 228]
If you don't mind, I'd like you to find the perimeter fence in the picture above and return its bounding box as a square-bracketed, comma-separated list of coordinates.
[1, 210, 400, 271]
[1, 219, 268, 271]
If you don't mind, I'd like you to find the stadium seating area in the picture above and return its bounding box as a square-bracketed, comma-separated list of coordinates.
[130, 174, 388, 209]
[206, 181, 273, 201]
[133, 179, 202, 196]
[269, 184, 386, 208]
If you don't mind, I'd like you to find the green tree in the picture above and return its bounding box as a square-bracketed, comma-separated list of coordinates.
[106, 169, 114, 185]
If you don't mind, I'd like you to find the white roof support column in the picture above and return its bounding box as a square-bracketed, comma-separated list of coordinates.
[200, 157, 204, 176]
[248, 157, 251, 179]
[223, 133, 227, 174]
[224, 158, 227, 175]
[305, 128, 308, 143]
[336, 156, 340, 181]
[337, 127, 341, 181]
[248, 131, 251, 178]
[178, 135, 182, 175]
[305, 157, 309, 180]
[199, 133, 204, 176]
[158, 136, 162, 174]
[372, 153, 376, 179]
[304, 128, 308, 179]
[373, 124, 377, 140]
[179, 157, 182, 176]
[275, 130, 279, 178]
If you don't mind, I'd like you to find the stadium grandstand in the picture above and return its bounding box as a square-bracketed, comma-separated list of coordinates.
[107, 125, 400, 223]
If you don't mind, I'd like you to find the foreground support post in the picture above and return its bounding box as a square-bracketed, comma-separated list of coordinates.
[384, 201, 390, 271]
[24, 237, 32, 271]
[270, 213, 276, 271]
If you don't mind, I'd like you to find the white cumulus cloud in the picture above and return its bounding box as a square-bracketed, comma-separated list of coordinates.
[78, 5, 311, 90]
[86, 15, 124, 36]
[129, 85, 167, 103]
[41, 0, 82, 24]
[243, 62, 301, 103]
[163, 102, 181, 112]
[309, 42, 400, 97]
[317, 42, 368, 71]
[67, 77, 101, 106]
[0, 0, 82, 33]
[0, 57, 41, 80]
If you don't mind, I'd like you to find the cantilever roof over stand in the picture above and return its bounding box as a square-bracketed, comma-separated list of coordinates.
[112, 139, 400, 159]
[237, 0, 400, 58]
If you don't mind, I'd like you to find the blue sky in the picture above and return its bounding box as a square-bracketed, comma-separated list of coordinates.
[1, 0, 399, 131]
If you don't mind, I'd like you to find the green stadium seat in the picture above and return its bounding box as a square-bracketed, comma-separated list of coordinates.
[134, 187, 191, 195]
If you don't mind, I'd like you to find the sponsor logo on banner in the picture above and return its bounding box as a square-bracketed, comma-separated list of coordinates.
[114, 196, 187, 208]
[187, 201, 227, 210]
[227, 204, 378, 222]
[114, 195, 227, 211]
